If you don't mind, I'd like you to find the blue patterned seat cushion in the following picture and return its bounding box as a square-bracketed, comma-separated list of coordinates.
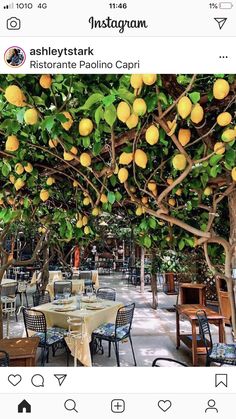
[93, 323, 129, 340]
[33, 327, 67, 345]
[210, 343, 236, 361]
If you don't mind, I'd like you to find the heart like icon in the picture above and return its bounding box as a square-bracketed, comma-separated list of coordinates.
[158, 400, 172, 412]
[8, 374, 22, 386]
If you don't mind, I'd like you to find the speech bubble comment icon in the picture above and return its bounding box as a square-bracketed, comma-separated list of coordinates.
[31, 374, 44, 387]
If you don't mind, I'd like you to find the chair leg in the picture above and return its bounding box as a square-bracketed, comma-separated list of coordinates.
[25, 292, 29, 307]
[108, 341, 111, 358]
[41, 347, 46, 366]
[129, 335, 137, 366]
[114, 341, 120, 367]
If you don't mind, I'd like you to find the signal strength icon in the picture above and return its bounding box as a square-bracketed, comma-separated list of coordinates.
[3, 2, 14, 9]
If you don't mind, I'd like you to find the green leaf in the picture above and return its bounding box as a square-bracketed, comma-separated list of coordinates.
[93, 142, 102, 156]
[149, 217, 157, 229]
[82, 136, 90, 148]
[189, 91, 200, 104]
[158, 92, 168, 106]
[178, 239, 185, 250]
[80, 93, 104, 110]
[209, 154, 223, 166]
[210, 165, 219, 178]
[144, 236, 152, 248]
[104, 104, 117, 127]
[115, 191, 122, 202]
[103, 94, 116, 107]
[108, 191, 116, 204]
[109, 175, 117, 187]
[95, 105, 104, 126]
[41, 116, 55, 132]
[2, 164, 10, 177]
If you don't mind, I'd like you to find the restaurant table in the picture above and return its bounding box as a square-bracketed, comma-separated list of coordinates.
[0, 337, 40, 366]
[35, 298, 122, 366]
[176, 304, 225, 366]
[1, 278, 17, 286]
[46, 279, 85, 299]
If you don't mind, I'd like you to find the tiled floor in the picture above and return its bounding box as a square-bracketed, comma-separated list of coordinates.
[2, 273, 233, 367]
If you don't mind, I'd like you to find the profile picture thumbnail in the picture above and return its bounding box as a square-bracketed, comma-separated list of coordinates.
[4, 46, 26, 68]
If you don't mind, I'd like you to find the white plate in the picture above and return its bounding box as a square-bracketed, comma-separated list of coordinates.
[53, 305, 77, 312]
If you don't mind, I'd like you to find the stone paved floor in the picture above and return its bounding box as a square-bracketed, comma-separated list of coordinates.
[2, 273, 233, 367]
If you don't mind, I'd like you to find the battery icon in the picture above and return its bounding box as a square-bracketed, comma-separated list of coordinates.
[219, 2, 234, 8]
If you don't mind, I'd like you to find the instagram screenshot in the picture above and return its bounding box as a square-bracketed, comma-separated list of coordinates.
[0, 0, 235, 417]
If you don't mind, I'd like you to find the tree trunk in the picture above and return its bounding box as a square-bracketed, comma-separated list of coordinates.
[41, 244, 49, 291]
[150, 250, 158, 309]
[140, 247, 145, 294]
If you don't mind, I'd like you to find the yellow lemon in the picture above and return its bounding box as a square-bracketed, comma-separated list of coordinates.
[5, 85, 26, 107]
[80, 152, 91, 167]
[130, 74, 143, 89]
[24, 108, 38, 125]
[83, 197, 91, 206]
[213, 79, 230, 100]
[204, 186, 213, 196]
[79, 118, 94, 136]
[214, 142, 225, 155]
[222, 129, 236, 143]
[61, 111, 73, 131]
[217, 112, 232, 127]
[177, 96, 192, 119]
[73, 180, 79, 187]
[5, 135, 19, 152]
[84, 226, 90, 235]
[76, 219, 83, 228]
[40, 189, 49, 202]
[70, 146, 78, 155]
[39, 74, 52, 89]
[117, 101, 131, 123]
[172, 154, 187, 171]
[64, 151, 74, 161]
[141, 196, 148, 204]
[175, 188, 183, 196]
[9, 174, 15, 184]
[145, 125, 159, 145]
[168, 198, 176, 206]
[231, 167, 236, 181]
[119, 152, 133, 165]
[118, 167, 129, 183]
[191, 104, 204, 124]
[126, 114, 139, 129]
[134, 149, 148, 169]
[133, 98, 147, 116]
[136, 206, 143, 216]
[82, 215, 88, 226]
[100, 194, 108, 204]
[14, 178, 25, 191]
[92, 207, 100, 216]
[178, 129, 191, 146]
[142, 74, 157, 85]
[49, 138, 58, 148]
[167, 178, 174, 185]
[15, 163, 24, 175]
[147, 181, 157, 192]
[46, 177, 55, 186]
[24, 162, 33, 173]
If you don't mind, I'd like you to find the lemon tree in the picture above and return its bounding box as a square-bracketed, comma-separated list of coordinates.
[0, 73, 236, 335]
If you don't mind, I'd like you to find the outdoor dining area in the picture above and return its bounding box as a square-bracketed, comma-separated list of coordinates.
[0, 259, 236, 368]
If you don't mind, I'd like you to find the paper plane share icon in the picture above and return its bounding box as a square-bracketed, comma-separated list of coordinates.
[214, 17, 228, 29]
[54, 374, 67, 386]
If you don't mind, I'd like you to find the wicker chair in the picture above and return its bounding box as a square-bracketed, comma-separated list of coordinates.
[96, 287, 116, 301]
[23, 308, 69, 366]
[92, 303, 136, 367]
[53, 281, 72, 299]
[1, 283, 18, 322]
[196, 310, 236, 366]
[152, 357, 188, 367]
[0, 350, 9, 367]
[32, 291, 51, 307]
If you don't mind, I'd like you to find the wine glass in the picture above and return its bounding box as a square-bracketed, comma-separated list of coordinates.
[63, 287, 71, 300]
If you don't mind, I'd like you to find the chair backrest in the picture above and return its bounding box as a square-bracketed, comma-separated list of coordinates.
[97, 287, 116, 301]
[23, 308, 47, 336]
[79, 271, 92, 280]
[115, 303, 135, 337]
[152, 357, 188, 367]
[0, 350, 9, 367]
[196, 310, 213, 354]
[33, 291, 51, 307]
[53, 281, 72, 298]
[1, 284, 17, 297]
